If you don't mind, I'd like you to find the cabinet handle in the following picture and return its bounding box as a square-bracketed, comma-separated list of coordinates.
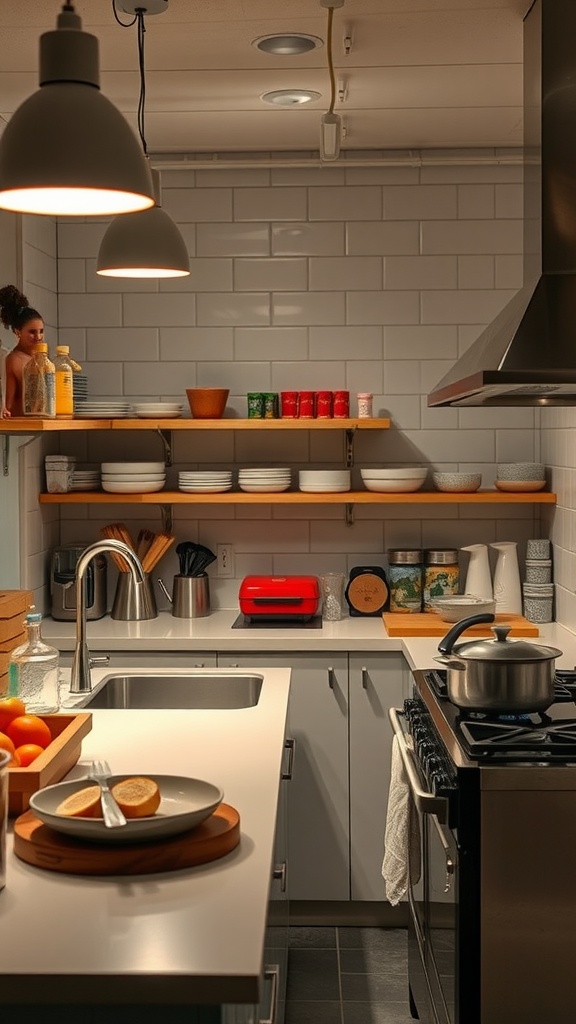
[328, 666, 336, 689]
[361, 666, 369, 689]
[194, 663, 205, 668]
[273, 862, 287, 893]
[282, 737, 295, 780]
[260, 965, 279, 1024]
[229, 663, 239, 668]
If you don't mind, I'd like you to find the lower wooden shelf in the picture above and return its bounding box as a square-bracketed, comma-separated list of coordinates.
[39, 490, 557, 506]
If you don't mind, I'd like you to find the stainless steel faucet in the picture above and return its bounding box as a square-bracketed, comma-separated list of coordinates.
[69, 539, 146, 694]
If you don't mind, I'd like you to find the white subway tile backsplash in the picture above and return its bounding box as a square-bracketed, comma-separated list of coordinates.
[385, 361, 422, 395]
[58, 259, 86, 293]
[234, 187, 307, 221]
[234, 257, 307, 291]
[271, 167, 345, 186]
[196, 292, 270, 326]
[347, 361, 384, 395]
[57, 221, 106, 258]
[383, 184, 457, 220]
[271, 361, 346, 390]
[235, 327, 308, 361]
[457, 255, 494, 289]
[495, 183, 523, 218]
[164, 188, 232, 222]
[310, 186, 382, 221]
[421, 219, 522, 254]
[196, 223, 270, 256]
[345, 166, 419, 186]
[346, 221, 420, 255]
[161, 327, 233, 361]
[310, 520, 384, 553]
[457, 184, 494, 219]
[384, 325, 458, 360]
[124, 362, 196, 396]
[347, 291, 419, 325]
[309, 256, 383, 291]
[167, 258, 231, 292]
[59, 293, 123, 327]
[197, 361, 271, 393]
[495, 254, 523, 289]
[123, 292, 196, 327]
[310, 326, 383, 361]
[272, 291, 345, 326]
[421, 288, 515, 324]
[87, 328, 159, 362]
[272, 222, 345, 256]
[386, 255, 457, 290]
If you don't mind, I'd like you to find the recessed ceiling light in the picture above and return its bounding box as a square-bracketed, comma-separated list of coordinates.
[261, 90, 321, 107]
[252, 33, 323, 55]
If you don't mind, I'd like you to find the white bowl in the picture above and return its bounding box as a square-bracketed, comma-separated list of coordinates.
[362, 478, 426, 493]
[102, 480, 166, 493]
[299, 470, 351, 484]
[101, 462, 165, 473]
[431, 595, 496, 622]
[360, 467, 427, 480]
[239, 482, 292, 493]
[101, 473, 166, 483]
[29, 775, 223, 845]
[299, 482, 351, 493]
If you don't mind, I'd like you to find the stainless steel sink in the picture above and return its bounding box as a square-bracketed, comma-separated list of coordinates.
[80, 672, 263, 709]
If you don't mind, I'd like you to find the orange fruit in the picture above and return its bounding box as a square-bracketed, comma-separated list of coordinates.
[14, 743, 44, 767]
[0, 730, 18, 764]
[56, 786, 102, 818]
[6, 714, 52, 750]
[0, 697, 26, 733]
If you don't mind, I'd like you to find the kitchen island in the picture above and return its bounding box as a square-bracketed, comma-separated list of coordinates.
[0, 666, 291, 1018]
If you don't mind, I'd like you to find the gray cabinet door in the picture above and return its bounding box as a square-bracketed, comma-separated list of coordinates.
[218, 652, 349, 901]
[349, 651, 409, 902]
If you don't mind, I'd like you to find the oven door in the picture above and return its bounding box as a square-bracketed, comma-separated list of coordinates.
[389, 709, 458, 1024]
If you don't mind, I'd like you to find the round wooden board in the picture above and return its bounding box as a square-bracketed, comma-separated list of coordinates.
[13, 803, 240, 875]
[346, 572, 389, 614]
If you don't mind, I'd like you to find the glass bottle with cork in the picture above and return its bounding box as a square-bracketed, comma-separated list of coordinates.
[8, 610, 60, 713]
[22, 342, 55, 418]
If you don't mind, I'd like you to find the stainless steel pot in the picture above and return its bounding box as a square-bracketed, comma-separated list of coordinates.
[434, 613, 563, 712]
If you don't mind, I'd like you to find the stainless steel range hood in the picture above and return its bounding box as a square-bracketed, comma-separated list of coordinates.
[428, 0, 576, 408]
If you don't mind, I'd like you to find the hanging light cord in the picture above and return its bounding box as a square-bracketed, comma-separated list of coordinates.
[136, 10, 148, 155]
[326, 6, 336, 115]
[112, 0, 137, 27]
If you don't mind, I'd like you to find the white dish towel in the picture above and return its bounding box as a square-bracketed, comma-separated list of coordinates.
[382, 733, 421, 905]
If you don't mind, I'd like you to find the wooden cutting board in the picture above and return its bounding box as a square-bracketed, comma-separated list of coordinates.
[382, 611, 539, 637]
[13, 803, 240, 875]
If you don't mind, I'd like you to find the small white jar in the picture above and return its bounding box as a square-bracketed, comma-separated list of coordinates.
[357, 392, 373, 418]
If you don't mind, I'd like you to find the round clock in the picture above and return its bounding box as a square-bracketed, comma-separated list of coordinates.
[345, 566, 389, 617]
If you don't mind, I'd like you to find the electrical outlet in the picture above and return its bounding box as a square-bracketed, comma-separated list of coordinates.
[217, 543, 234, 578]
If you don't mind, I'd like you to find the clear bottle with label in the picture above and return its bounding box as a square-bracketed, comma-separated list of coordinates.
[22, 342, 56, 418]
[8, 612, 60, 713]
[54, 345, 74, 419]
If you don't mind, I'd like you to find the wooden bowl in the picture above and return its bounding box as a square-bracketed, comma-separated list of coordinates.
[186, 388, 229, 419]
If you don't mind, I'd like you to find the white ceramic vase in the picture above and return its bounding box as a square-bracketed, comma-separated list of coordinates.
[490, 541, 522, 614]
[461, 544, 493, 600]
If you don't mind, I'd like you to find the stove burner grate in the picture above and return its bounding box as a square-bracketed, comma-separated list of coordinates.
[460, 717, 576, 757]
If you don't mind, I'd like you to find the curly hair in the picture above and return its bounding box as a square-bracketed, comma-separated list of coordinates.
[0, 285, 42, 332]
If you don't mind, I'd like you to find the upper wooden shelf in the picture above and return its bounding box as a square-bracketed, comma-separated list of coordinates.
[39, 490, 557, 506]
[0, 416, 390, 433]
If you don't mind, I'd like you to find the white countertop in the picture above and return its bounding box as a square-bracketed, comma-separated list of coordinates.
[1, 666, 291, 1008]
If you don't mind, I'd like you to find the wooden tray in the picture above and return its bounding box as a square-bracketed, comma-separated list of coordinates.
[8, 713, 93, 816]
[13, 802, 240, 875]
[382, 611, 539, 637]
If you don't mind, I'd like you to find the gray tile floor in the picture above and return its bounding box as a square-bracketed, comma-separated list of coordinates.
[286, 926, 415, 1024]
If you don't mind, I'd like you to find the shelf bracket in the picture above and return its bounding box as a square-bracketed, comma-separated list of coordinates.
[160, 504, 173, 533]
[156, 428, 173, 467]
[345, 427, 356, 468]
[2, 435, 9, 476]
[345, 502, 354, 526]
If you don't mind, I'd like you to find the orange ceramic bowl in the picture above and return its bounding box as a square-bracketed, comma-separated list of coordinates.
[186, 388, 229, 419]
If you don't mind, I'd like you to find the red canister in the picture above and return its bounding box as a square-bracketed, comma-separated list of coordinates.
[298, 391, 315, 418]
[280, 391, 299, 418]
[333, 390, 350, 417]
[316, 391, 333, 418]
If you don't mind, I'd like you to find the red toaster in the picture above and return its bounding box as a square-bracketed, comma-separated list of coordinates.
[238, 575, 320, 622]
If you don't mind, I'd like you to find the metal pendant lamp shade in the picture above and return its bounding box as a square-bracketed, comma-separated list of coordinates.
[97, 169, 190, 278]
[0, 4, 154, 217]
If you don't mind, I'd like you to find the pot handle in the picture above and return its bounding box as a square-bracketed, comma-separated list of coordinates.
[438, 612, 496, 655]
[434, 655, 467, 671]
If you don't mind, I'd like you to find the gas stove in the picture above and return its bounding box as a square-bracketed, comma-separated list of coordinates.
[421, 667, 576, 763]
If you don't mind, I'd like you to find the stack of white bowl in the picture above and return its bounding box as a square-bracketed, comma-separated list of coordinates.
[298, 469, 351, 493]
[360, 467, 427, 493]
[178, 470, 232, 493]
[238, 468, 291, 493]
[101, 461, 166, 493]
[71, 467, 100, 492]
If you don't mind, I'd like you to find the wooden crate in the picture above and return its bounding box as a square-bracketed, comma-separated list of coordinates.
[8, 712, 93, 816]
[0, 590, 33, 695]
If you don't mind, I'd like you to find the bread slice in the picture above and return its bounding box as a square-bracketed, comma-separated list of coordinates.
[56, 785, 102, 818]
[111, 776, 161, 818]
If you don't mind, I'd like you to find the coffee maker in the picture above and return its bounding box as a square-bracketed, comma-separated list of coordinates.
[50, 545, 107, 621]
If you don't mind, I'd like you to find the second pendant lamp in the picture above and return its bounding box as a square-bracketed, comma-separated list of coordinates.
[96, 168, 190, 278]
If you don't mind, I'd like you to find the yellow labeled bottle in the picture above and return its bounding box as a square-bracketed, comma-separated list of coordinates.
[22, 342, 55, 418]
[54, 345, 74, 419]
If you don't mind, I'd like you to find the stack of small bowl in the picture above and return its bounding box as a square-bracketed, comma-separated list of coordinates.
[239, 468, 291, 493]
[360, 467, 427, 493]
[178, 470, 232, 493]
[101, 461, 166, 493]
[298, 469, 350, 493]
[523, 537, 553, 623]
[495, 463, 546, 492]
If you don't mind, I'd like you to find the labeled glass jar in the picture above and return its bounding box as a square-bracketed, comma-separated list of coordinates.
[423, 549, 460, 612]
[357, 392, 373, 418]
[22, 342, 55, 418]
[388, 549, 423, 612]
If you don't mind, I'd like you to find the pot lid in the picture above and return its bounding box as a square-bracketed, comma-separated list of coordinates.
[454, 626, 562, 662]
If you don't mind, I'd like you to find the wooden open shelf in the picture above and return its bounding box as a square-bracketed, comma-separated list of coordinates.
[39, 490, 557, 506]
[0, 416, 390, 432]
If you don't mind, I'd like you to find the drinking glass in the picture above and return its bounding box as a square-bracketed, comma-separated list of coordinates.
[319, 573, 346, 621]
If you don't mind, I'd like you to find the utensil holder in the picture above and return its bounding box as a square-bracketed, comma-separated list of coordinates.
[111, 573, 157, 621]
[172, 574, 210, 618]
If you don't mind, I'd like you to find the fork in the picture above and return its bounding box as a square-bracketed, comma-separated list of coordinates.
[89, 760, 127, 828]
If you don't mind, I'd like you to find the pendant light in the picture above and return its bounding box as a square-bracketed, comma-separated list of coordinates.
[96, 2, 190, 278]
[319, 0, 344, 162]
[0, 3, 154, 216]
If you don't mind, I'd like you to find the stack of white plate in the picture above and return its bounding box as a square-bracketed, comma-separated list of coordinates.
[178, 471, 233, 493]
[131, 402, 183, 419]
[298, 469, 351, 493]
[101, 461, 166, 493]
[72, 374, 88, 402]
[70, 468, 100, 492]
[75, 400, 132, 418]
[360, 467, 427, 493]
[238, 468, 292, 493]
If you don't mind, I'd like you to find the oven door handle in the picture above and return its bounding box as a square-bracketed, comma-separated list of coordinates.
[388, 707, 448, 824]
